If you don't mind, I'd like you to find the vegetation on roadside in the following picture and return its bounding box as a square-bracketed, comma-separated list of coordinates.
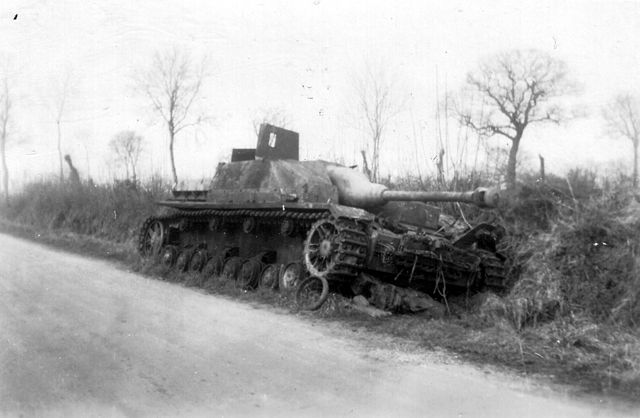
[2, 177, 170, 243]
[1, 169, 639, 402]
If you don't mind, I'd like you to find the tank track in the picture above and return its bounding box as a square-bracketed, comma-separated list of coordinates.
[477, 252, 507, 291]
[139, 209, 507, 292]
[331, 219, 369, 278]
[387, 236, 508, 292]
[138, 208, 331, 256]
[150, 207, 329, 223]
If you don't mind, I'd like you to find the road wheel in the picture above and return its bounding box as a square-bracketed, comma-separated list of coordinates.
[160, 246, 178, 268]
[259, 264, 281, 290]
[296, 275, 329, 311]
[242, 217, 257, 234]
[280, 219, 296, 237]
[189, 249, 208, 273]
[201, 255, 223, 283]
[279, 262, 304, 291]
[221, 256, 244, 281]
[175, 250, 192, 272]
[209, 217, 221, 231]
[237, 259, 262, 290]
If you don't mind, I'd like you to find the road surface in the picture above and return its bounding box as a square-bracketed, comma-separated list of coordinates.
[0, 233, 634, 417]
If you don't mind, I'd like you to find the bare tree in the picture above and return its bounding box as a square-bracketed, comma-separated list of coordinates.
[603, 94, 640, 187]
[353, 64, 404, 183]
[252, 107, 289, 136]
[50, 71, 73, 182]
[109, 130, 144, 185]
[136, 48, 208, 185]
[0, 75, 11, 204]
[457, 49, 574, 190]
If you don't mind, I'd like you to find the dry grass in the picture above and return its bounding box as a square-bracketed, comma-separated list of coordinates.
[503, 186, 640, 328]
[2, 178, 170, 243]
[2, 172, 640, 402]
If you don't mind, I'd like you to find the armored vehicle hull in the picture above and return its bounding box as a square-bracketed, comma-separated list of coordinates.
[139, 125, 506, 310]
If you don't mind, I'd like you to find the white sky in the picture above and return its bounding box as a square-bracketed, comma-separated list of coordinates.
[1, 0, 639, 186]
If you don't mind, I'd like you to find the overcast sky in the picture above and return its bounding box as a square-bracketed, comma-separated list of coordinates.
[1, 0, 639, 186]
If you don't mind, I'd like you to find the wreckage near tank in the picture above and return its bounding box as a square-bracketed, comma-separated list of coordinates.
[138, 124, 506, 311]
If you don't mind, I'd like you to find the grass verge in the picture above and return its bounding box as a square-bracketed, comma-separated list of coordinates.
[1, 218, 638, 405]
[2, 174, 639, 405]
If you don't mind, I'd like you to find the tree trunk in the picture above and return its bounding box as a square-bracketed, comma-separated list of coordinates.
[372, 137, 379, 183]
[169, 130, 178, 186]
[634, 140, 638, 188]
[57, 120, 63, 182]
[132, 163, 137, 188]
[506, 137, 521, 190]
[1, 133, 7, 205]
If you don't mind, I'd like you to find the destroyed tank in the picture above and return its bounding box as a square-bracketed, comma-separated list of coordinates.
[138, 124, 506, 310]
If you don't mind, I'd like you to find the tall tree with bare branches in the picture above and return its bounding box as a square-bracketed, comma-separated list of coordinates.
[458, 49, 574, 190]
[50, 71, 73, 182]
[0, 75, 11, 204]
[603, 94, 640, 187]
[136, 48, 208, 185]
[109, 130, 144, 186]
[353, 64, 403, 182]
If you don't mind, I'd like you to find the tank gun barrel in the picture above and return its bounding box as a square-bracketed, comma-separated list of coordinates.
[326, 166, 500, 208]
[381, 188, 500, 208]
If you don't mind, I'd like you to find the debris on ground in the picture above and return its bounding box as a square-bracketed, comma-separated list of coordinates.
[347, 299, 391, 318]
[353, 273, 446, 318]
[352, 295, 370, 307]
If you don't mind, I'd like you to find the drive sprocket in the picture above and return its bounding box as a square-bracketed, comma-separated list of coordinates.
[303, 217, 368, 280]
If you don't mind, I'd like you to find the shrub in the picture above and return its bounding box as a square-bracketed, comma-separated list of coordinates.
[510, 184, 640, 327]
[1, 177, 170, 244]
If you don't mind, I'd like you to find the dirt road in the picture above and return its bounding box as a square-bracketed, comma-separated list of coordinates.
[0, 233, 634, 417]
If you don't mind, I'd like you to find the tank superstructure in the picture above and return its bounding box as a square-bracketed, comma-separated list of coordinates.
[139, 124, 506, 309]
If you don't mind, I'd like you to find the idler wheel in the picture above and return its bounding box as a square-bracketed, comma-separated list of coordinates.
[175, 250, 192, 272]
[303, 218, 339, 278]
[202, 255, 224, 280]
[237, 259, 262, 290]
[259, 264, 281, 290]
[138, 218, 164, 258]
[279, 262, 304, 291]
[242, 217, 256, 234]
[221, 256, 245, 281]
[189, 249, 208, 273]
[160, 245, 178, 268]
[295, 275, 329, 311]
[280, 219, 296, 237]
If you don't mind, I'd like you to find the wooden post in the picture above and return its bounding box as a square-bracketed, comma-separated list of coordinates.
[436, 149, 445, 187]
